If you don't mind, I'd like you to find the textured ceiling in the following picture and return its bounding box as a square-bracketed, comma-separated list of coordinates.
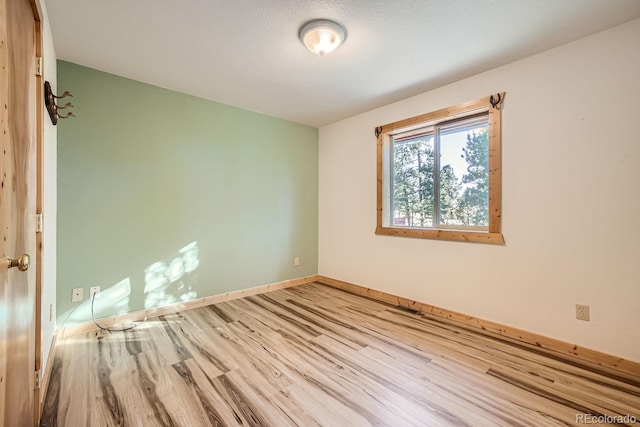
[45, 0, 640, 127]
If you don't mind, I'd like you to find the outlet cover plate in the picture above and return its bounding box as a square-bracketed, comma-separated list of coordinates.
[72, 288, 83, 302]
[575, 304, 590, 321]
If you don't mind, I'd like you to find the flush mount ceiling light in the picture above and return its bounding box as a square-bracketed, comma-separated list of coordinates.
[299, 19, 346, 56]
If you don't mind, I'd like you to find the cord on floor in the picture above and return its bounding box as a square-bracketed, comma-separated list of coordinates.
[91, 292, 146, 332]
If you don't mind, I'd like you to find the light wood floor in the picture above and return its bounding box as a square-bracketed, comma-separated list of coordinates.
[40, 282, 640, 426]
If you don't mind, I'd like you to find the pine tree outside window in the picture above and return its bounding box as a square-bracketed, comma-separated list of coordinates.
[376, 93, 505, 244]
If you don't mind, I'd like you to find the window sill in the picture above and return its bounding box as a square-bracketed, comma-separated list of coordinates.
[375, 226, 505, 244]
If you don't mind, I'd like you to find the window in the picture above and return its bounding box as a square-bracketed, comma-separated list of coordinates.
[376, 93, 505, 244]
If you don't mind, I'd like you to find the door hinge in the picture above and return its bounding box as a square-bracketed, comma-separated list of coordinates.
[36, 213, 43, 233]
[36, 57, 43, 77]
[35, 369, 41, 389]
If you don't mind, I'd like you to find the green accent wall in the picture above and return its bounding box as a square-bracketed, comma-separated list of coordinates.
[57, 61, 318, 326]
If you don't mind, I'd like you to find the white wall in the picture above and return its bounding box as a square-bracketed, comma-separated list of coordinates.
[39, 0, 57, 379]
[319, 18, 640, 362]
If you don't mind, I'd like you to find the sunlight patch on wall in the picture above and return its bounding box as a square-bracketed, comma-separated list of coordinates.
[144, 241, 199, 309]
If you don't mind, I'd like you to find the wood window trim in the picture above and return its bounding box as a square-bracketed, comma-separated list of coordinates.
[375, 93, 505, 244]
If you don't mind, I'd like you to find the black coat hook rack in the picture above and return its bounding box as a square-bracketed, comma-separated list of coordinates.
[44, 81, 75, 125]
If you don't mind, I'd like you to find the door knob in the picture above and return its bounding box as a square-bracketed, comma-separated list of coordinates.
[8, 254, 30, 271]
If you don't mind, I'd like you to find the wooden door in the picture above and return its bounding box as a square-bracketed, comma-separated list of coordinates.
[0, 0, 39, 425]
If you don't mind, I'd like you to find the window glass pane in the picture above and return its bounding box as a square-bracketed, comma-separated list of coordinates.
[439, 122, 489, 227]
[392, 135, 434, 228]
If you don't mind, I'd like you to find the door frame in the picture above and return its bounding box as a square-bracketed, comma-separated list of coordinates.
[28, 0, 44, 423]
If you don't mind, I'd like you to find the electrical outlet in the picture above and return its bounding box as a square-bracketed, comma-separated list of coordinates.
[72, 288, 83, 302]
[576, 304, 590, 321]
[89, 286, 101, 300]
[294, 257, 300, 266]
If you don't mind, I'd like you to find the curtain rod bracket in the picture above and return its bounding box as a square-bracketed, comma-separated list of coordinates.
[490, 93, 504, 110]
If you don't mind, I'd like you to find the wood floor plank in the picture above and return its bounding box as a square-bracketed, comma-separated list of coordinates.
[264, 322, 434, 426]
[40, 282, 640, 426]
